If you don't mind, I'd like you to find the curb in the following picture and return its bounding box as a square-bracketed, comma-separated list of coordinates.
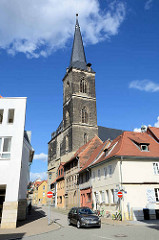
[2, 222, 61, 240]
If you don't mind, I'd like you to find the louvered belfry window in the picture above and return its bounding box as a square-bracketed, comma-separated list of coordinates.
[82, 107, 88, 123]
[80, 77, 87, 93]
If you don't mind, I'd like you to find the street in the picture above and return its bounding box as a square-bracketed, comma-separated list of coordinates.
[21, 207, 159, 240]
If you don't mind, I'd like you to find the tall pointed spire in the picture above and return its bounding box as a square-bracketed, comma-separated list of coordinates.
[69, 14, 87, 71]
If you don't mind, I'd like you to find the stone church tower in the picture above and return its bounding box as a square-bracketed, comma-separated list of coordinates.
[62, 14, 98, 156]
[48, 15, 98, 180]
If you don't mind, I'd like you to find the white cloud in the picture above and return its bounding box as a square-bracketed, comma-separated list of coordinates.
[33, 153, 48, 162]
[129, 80, 159, 92]
[154, 116, 159, 127]
[134, 128, 142, 132]
[144, 0, 153, 10]
[0, 0, 126, 58]
[30, 172, 47, 182]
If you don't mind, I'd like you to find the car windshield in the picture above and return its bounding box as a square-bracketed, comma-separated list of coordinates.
[78, 208, 94, 214]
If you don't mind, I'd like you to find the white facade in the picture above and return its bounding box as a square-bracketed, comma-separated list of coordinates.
[0, 97, 34, 228]
[91, 157, 159, 221]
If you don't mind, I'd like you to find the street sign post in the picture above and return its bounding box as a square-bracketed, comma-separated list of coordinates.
[117, 191, 123, 198]
[47, 191, 53, 225]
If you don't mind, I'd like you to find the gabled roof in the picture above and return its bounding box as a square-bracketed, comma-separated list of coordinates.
[79, 136, 103, 168]
[98, 126, 124, 141]
[37, 180, 47, 188]
[147, 126, 159, 142]
[91, 131, 159, 167]
[56, 162, 65, 181]
[79, 140, 111, 173]
[64, 135, 103, 168]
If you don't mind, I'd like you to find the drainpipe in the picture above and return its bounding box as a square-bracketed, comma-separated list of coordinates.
[77, 157, 80, 207]
[120, 156, 123, 220]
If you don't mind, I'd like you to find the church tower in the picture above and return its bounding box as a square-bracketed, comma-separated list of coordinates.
[61, 14, 98, 156]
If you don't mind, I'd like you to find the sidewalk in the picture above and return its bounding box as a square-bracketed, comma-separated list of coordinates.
[0, 206, 59, 240]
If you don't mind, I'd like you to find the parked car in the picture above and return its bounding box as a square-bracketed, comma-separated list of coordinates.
[68, 207, 101, 228]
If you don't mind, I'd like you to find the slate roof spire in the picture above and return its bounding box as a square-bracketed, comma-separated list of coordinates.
[69, 14, 88, 71]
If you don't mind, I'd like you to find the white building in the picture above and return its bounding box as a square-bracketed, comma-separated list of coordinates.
[0, 97, 34, 229]
[88, 130, 159, 221]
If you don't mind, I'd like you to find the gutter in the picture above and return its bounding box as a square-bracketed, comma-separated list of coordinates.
[89, 155, 159, 169]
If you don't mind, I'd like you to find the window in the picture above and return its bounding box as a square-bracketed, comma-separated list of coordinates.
[106, 190, 109, 204]
[66, 136, 69, 152]
[84, 133, 88, 144]
[153, 163, 159, 175]
[80, 174, 83, 184]
[87, 193, 91, 202]
[0, 110, 4, 124]
[104, 167, 107, 179]
[100, 191, 105, 203]
[92, 171, 95, 181]
[60, 196, 62, 204]
[141, 145, 148, 151]
[110, 189, 114, 203]
[86, 171, 89, 181]
[65, 110, 70, 127]
[98, 169, 101, 180]
[80, 77, 87, 93]
[43, 192, 45, 197]
[0, 137, 11, 159]
[61, 169, 63, 175]
[155, 188, 159, 202]
[43, 185, 45, 190]
[59, 170, 60, 176]
[81, 107, 88, 124]
[108, 165, 112, 177]
[8, 109, 14, 123]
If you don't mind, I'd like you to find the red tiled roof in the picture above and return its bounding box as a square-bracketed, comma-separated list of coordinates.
[37, 180, 47, 188]
[79, 140, 111, 173]
[77, 135, 103, 168]
[64, 135, 103, 166]
[92, 131, 159, 166]
[147, 127, 159, 141]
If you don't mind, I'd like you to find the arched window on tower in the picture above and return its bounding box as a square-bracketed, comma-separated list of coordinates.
[65, 110, 70, 127]
[84, 133, 88, 144]
[82, 107, 88, 124]
[66, 136, 69, 152]
[80, 77, 87, 93]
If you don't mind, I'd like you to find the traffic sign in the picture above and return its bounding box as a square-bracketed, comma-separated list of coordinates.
[117, 191, 123, 198]
[47, 191, 53, 198]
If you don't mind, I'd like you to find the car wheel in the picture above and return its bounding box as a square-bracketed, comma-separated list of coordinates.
[77, 220, 81, 229]
[68, 218, 71, 226]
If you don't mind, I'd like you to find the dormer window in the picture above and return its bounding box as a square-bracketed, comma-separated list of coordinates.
[141, 144, 148, 151]
[130, 138, 150, 152]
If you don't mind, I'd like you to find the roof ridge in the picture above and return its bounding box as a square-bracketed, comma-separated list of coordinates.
[113, 132, 125, 156]
[89, 140, 110, 167]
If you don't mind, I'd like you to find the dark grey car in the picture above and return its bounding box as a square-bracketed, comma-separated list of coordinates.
[68, 207, 101, 228]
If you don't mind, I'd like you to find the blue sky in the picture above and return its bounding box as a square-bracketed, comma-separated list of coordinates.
[0, 0, 159, 181]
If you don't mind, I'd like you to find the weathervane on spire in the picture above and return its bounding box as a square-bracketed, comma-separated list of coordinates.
[76, 13, 79, 28]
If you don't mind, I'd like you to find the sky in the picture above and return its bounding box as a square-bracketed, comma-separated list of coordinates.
[0, 0, 159, 181]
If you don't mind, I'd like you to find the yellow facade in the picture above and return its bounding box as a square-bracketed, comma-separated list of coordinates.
[37, 181, 48, 205]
